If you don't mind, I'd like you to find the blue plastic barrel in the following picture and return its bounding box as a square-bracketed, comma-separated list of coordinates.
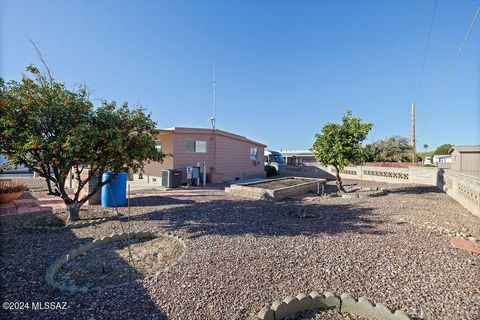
[101, 172, 127, 207]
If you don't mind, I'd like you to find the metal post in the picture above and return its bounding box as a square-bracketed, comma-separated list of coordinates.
[412, 101, 416, 163]
[317, 180, 324, 196]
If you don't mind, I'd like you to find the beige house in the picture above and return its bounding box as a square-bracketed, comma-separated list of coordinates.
[449, 145, 480, 173]
[138, 127, 266, 184]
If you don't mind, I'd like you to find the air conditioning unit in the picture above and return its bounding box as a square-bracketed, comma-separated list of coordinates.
[161, 169, 183, 188]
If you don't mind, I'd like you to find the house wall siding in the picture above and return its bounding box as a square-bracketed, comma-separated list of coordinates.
[171, 132, 265, 181]
[171, 133, 215, 170]
[451, 150, 480, 172]
[137, 129, 266, 183]
[214, 135, 265, 180]
[461, 152, 480, 172]
[142, 133, 174, 177]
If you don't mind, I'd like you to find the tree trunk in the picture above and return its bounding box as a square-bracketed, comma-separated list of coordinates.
[45, 178, 60, 196]
[334, 166, 346, 193]
[66, 202, 82, 222]
[44, 167, 60, 196]
[46, 178, 54, 194]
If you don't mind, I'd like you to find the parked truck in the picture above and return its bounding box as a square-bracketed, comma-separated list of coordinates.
[264, 150, 286, 175]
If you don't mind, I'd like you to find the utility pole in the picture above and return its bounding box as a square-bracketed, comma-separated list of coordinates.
[411, 101, 416, 163]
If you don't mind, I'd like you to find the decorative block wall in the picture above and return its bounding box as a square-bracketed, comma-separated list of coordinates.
[285, 164, 480, 217]
[442, 170, 480, 218]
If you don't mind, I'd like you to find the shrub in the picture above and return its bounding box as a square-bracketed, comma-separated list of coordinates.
[0, 65, 165, 221]
[0, 180, 28, 193]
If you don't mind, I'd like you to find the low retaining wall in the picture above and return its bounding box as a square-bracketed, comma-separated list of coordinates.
[442, 171, 480, 218]
[226, 177, 324, 201]
[285, 164, 480, 217]
[286, 164, 439, 186]
[335, 165, 438, 186]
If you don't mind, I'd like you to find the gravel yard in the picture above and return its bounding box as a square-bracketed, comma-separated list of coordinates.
[284, 308, 367, 320]
[0, 177, 479, 320]
[56, 236, 185, 289]
[26, 210, 115, 228]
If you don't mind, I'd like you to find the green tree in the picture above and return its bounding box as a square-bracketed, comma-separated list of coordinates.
[364, 136, 412, 162]
[0, 66, 165, 221]
[311, 110, 372, 193]
[423, 144, 429, 151]
[428, 143, 452, 164]
[433, 143, 453, 156]
[363, 143, 383, 162]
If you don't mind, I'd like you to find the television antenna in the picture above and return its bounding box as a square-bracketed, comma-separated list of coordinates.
[210, 61, 216, 130]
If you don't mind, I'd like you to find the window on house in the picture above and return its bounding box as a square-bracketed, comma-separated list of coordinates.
[155, 140, 162, 151]
[184, 140, 207, 153]
[250, 147, 258, 160]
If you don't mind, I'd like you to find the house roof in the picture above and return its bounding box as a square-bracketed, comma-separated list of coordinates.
[156, 127, 267, 147]
[279, 149, 314, 157]
[448, 145, 480, 154]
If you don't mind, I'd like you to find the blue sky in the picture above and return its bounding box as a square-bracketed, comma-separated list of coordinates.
[1, 0, 479, 151]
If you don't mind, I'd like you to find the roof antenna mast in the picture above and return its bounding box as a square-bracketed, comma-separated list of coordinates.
[210, 61, 217, 130]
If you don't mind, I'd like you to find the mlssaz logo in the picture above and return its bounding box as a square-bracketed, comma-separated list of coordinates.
[32, 302, 68, 310]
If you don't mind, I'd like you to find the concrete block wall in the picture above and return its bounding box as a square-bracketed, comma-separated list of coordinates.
[286, 165, 438, 186]
[227, 177, 322, 201]
[285, 164, 480, 218]
[273, 182, 318, 200]
[442, 170, 480, 218]
[283, 165, 335, 179]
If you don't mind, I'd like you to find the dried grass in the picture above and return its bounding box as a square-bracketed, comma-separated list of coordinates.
[0, 180, 29, 193]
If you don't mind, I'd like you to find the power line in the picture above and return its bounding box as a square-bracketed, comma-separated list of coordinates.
[418, 5, 480, 136]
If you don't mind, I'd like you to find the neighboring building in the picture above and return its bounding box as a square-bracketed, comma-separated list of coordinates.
[138, 127, 266, 184]
[449, 145, 480, 173]
[280, 150, 316, 165]
[433, 154, 452, 163]
[432, 154, 452, 169]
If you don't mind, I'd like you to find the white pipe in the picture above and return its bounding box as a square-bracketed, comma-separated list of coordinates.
[203, 162, 207, 186]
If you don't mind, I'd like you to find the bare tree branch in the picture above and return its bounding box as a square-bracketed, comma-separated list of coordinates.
[26, 35, 54, 84]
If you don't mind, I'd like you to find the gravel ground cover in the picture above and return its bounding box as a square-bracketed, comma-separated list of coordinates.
[12, 177, 64, 199]
[284, 308, 367, 320]
[56, 235, 185, 289]
[0, 178, 479, 320]
[25, 209, 116, 228]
